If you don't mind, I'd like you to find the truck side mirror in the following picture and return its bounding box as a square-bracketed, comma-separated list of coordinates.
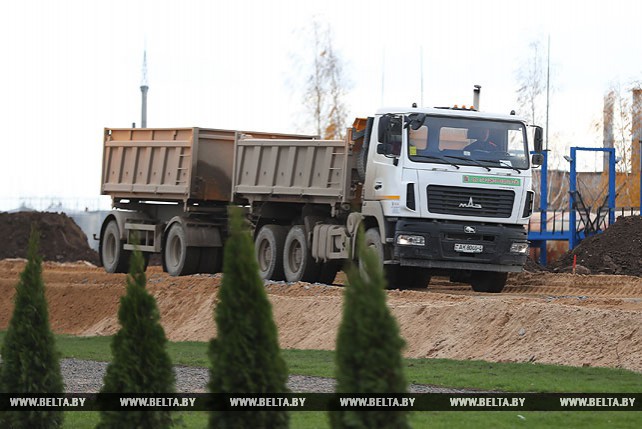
[533, 126, 544, 153]
[378, 115, 391, 144]
[406, 113, 426, 130]
[531, 153, 544, 166]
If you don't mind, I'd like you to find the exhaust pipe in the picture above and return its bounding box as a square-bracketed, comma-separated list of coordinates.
[473, 85, 481, 111]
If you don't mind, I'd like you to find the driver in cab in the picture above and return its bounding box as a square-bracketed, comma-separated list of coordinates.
[464, 127, 498, 152]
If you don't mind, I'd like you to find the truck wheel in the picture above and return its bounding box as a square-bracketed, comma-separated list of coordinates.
[101, 220, 131, 273]
[470, 271, 508, 293]
[397, 267, 431, 289]
[363, 227, 399, 288]
[164, 223, 199, 276]
[255, 225, 287, 281]
[283, 225, 321, 283]
[197, 247, 223, 274]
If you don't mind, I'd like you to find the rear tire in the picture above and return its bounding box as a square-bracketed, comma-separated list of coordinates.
[255, 225, 288, 280]
[100, 220, 130, 273]
[164, 223, 199, 276]
[283, 225, 321, 283]
[470, 271, 507, 293]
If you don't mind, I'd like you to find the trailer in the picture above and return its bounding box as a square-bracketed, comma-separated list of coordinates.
[100, 100, 543, 293]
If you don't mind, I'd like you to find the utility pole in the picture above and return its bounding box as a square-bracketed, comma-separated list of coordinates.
[545, 35, 550, 152]
[140, 50, 149, 128]
[420, 46, 424, 107]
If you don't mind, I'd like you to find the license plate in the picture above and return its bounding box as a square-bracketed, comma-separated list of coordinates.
[454, 243, 483, 253]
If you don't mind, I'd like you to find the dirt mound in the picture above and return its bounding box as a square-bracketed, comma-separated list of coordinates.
[523, 256, 551, 272]
[551, 215, 642, 276]
[0, 212, 99, 265]
[2, 261, 642, 373]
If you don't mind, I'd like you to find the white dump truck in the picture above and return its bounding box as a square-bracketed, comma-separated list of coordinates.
[99, 98, 543, 292]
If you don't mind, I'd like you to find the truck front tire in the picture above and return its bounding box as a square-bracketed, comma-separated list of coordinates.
[101, 220, 131, 273]
[255, 225, 288, 281]
[363, 227, 400, 288]
[363, 228, 431, 289]
[283, 225, 320, 283]
[164, 223, 199, 276]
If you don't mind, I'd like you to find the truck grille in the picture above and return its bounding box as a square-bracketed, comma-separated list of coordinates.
[427, 185, 514, 218]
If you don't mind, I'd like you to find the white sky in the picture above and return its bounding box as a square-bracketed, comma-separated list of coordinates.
[1, 0, 641, 209]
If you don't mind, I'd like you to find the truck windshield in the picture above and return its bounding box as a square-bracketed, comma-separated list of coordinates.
[407, 116, 529, 170]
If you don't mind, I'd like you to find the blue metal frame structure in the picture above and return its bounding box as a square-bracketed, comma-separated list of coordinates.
[567, 147, 616, 249]
[528, 147, 616, 265]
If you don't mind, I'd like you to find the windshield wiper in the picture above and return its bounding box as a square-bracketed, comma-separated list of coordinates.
[478, 159, 522, 174]
[442, 155, 491, 171]
[411, 154, 460, 169]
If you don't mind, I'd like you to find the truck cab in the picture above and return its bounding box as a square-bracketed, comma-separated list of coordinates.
[358, 107, 542, 292]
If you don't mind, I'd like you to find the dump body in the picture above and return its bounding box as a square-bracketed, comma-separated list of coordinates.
[101, 128, 313, 203]
[234, 137, 353, 206]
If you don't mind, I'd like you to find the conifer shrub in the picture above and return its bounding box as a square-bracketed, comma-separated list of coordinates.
[97, 247, 175, 429]
[0, 226, 64, 429]
[331, 229, 409, 428]
[208, 207, 289, 429]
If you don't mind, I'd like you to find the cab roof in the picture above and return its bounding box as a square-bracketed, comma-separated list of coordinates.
[375, 106, 528, 123]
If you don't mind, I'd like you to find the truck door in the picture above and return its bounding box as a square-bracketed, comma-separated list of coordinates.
[362, 115, 404, 216]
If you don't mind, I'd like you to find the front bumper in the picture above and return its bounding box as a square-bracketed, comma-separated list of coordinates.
[394, 219, 528, 273]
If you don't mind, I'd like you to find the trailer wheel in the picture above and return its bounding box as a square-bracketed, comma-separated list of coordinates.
[283, 225, 321, 283]
[101, 220, 131, 273]
[255, 225, 287, 281]
[470, 271, 507, 293]
[197, 247, 223, 274]
[164, 223, 199, 276]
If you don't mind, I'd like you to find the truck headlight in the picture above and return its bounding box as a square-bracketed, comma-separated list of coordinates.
[397, 234, 425, 246]
[510, 242, 529, 254]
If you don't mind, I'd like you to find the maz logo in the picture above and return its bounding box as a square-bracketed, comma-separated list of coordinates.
[459, 197, 482, 209]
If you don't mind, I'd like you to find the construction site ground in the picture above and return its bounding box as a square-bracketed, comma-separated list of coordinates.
[2, 210, 642, 374]
[1, 260, 641, 374]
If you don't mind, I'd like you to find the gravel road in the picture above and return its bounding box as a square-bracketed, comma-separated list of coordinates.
[61, 358, 474, 394]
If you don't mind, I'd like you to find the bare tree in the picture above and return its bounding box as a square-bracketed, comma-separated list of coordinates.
[324, 38, 349, 139]
[601, 81, 642, 206]
[296, 19, 350, 139]
[612, 83, 632, 174]
[516, 39, 565, 209]
[304, 21, 326, 137]
[516, 40, 546, 125]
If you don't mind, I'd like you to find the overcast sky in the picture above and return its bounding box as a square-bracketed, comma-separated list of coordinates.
[1, 0, 641, 210]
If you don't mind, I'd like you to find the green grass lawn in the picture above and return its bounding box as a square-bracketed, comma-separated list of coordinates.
[60, 409, 642, 429]
[1, 332, 641, 428]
